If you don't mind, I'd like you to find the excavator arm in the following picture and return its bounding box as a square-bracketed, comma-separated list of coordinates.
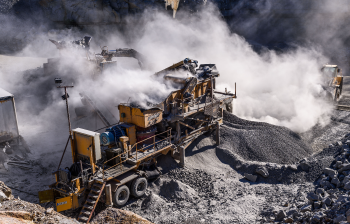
[101, 48, 145, 69]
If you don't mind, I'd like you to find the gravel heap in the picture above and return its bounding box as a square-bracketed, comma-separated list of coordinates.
[221, 111, 313, 164]
[269, 133, 350, 223]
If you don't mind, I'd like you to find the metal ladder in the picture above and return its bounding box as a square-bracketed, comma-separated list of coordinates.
[78, 182, 106, 223]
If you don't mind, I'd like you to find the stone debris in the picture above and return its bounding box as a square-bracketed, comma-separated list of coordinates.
[255, 166, 269, 178]
[281, 132, 350, 223]
[244, 173, 257, 182]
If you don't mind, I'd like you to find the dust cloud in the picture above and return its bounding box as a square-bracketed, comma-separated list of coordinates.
[0, 2, 337, 133]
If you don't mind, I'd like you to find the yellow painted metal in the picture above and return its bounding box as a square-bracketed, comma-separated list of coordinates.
[72, 195, 79, 209]
[118, 105, 162, 128]
[333, 77, 343, 85]
[56, 196, 73, 212]
[74, 133, 92, 158]
[38, 189, 55, 203]
[126, 125, 136, 145]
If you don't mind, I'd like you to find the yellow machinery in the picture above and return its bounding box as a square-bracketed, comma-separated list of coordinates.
[321, 64, 343, 101]
[39, 58, 236, 223]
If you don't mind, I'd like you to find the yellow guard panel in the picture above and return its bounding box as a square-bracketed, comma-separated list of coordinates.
[56, 196, 73, 212]
[38, 189, 55, 203]
[74, 133, 93, 158]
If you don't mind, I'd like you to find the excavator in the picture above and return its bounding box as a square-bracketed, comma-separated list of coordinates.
[38, 57, 236, 223]
[47, 36, 146, 78]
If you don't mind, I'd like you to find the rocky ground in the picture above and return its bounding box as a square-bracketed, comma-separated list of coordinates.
[2, 54, 350, 223]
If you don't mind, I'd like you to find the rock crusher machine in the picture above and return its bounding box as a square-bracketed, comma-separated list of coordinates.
[38, 58, 236, 223]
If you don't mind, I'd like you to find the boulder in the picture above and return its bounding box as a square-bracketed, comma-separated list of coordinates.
[343, 175, 350, 184]
[0, 182, 11, 198]
[313, 201, 321, 209]
[339, 164, 350, 173]
[324, 168, 338, 176]
[288, 165, 298, 171]
[331, 177, 341, 187]
[344, 182, 350, 190]
[299, 162, 310, 171]
[287, 209, 298, 217]
[0, 191, 7, 202]
[244, 173, 257, 182]
[323, 197, 332, 206]
[275, 210, 286, 221]
[312, 211, 325, 222]
[255, 167, 269, 178]
[159, 179, 198, 200]
[336, 161, 343, 169]
[334, 214, 346, 223]
[301, 204, 312, 212]
[316, 188, 325, 196]
[307, 192, 320, 201]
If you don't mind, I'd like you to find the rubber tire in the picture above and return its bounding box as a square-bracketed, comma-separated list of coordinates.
[113, 185, 130, 207]
[130, 177, 148, 198]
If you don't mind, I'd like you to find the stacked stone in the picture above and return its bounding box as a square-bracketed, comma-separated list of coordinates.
[278, 134, 350, 223]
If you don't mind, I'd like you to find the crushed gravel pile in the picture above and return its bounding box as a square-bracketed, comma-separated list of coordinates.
[221, 111, 313, 164]
[269, 133, 350, 223]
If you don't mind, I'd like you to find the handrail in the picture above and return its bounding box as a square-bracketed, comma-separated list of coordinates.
[102, 128, 172, 181]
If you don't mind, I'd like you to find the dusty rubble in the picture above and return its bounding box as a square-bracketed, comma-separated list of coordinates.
[275, 133, 350, 223]
[0, 180, 78, 223]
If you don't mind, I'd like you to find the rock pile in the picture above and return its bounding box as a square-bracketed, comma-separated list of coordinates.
[277, 133, 350, 223]
[222, 111, 312, 164]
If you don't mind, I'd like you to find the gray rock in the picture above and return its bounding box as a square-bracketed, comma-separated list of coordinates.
[244, 173, 257, 182]
[327, 189, 339, 194]
[323, 197, 332, 206]
[336, 195, 349, 203]
[322, 203, 328, 210]
[331, 177, 341, 186]
[255, 167, 269, 178]
[307, 192, 320, 201]
[339, 164, 350, 172]
[287, 208, 298, 217]
[334, 214, 346, 223]
[324, 168, 338, 176]
[336, 161, 343, 169]
[288, 165, 298, 171]
[301, 204, 312, 212]
[0, 191, 7, 202]
[316, 188, 325, 196]
[314, 201, 321, 209]
[344, 182, 350, 190]
[275, 210, 286, 221]
[320, 180, 331, 188]
[342, 175, 350, 184]
[299, 162, 310, 171]
[312, 211, 325, 222]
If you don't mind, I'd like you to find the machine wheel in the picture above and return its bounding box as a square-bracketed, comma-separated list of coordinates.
[130, 177, 148, 198]
[334, 88, 340, 102]
[113, 185, 130, 207]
